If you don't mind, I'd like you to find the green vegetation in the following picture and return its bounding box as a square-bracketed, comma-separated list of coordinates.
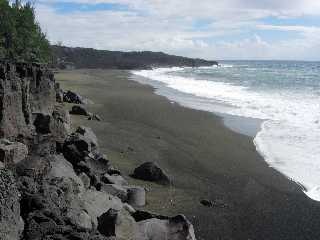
[0, 0, 51, 62]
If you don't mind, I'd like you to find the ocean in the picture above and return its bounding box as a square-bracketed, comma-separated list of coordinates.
[132, 61, 320, 201]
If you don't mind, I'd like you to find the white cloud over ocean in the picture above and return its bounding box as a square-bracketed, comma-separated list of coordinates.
[35, 0, 320, 60]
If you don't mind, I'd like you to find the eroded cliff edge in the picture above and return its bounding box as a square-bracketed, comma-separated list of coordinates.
[0, 61, 197, 240]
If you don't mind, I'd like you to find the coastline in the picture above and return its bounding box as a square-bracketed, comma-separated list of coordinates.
[56, 69, 320, 240]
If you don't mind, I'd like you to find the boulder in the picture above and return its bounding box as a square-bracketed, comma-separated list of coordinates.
[88, 114, 102, 121]
[76, 126, 98, 150]
[63, 90, 85, 104]
[47, 154, 84, 194]
[134, 215, 196, 240]
[70, 105, 89, 116]
[123, 203, 136, 214]
[0, 139, 28, 168]
[100, 183, 128, 202]
[66, 209, 94, 232]
[101, 173, 128, 186]
[33, 113, 51, 134]
[62, 133, 92, 166]
[81, 189, 123, 228]
[131, 211, 168, 222]
[200, 199, 228, 208]
[79, 172, 91, 189]
[98, 208, 137, 240]
[98, 209, 119, 237]
[107, 167, 121, 176]
[131, 162, 171, 185]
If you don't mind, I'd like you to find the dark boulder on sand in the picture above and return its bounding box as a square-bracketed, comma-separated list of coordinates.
[131, 210, 168, 222]
[63, 90, 85, 104]
[88, 114, 102, 121]
[131, 162, 171, 185]
[70, 105, 89, 116]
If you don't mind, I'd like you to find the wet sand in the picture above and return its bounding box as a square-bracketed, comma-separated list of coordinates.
[56, 69, 320, 240]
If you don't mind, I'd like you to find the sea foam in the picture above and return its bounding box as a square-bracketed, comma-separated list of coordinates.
[132, 65, 320, 201]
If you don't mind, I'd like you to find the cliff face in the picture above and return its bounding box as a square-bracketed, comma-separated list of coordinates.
[0, 61, 56, 140]
[0, 62, 197, 240]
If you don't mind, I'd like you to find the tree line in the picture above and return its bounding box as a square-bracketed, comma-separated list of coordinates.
[0, 0, 51, 62]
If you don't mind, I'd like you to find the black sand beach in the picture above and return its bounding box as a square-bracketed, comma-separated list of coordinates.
[56, 69, 320, 240]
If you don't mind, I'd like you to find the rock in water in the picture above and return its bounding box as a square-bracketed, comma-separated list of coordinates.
[0, 169, 24, 240]
[70, 105, 89, 116]
[131, 162, 171, 185]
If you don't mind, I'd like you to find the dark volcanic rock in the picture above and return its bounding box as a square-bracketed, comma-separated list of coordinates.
[131, 162, 171, 185]
[70, 105, 89, 116]
[97, 209, 118, 237]
[88, 114, 102, 121]
[63, 90, 85, 104]
[33, 113, 51, 134]
[200, 199, 228, 209]
[131, 210, 168, 222]
[76, 126, 98, 151]
[200, 199, 213, 207]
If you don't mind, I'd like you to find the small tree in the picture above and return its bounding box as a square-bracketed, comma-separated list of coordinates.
[0, 0, 51, 62]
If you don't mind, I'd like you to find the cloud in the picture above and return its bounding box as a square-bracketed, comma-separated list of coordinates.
[35, 0, 320, 60]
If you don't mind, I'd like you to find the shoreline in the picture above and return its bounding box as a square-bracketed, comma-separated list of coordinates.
[129, 73, 263, 138]
[57, 69, 320, 240]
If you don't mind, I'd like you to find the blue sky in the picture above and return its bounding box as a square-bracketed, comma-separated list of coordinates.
[35, 0, 320, 60]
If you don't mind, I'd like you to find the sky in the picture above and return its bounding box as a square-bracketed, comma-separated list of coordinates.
[34, 0, 320, 61]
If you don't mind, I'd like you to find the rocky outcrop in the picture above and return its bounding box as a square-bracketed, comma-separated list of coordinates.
[0, 139, 28, 169]
[0, 61, 56, 140]
[0, 62, 197, 240]
[131, 162, 171, 185]
[0, 169, 24, 240]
